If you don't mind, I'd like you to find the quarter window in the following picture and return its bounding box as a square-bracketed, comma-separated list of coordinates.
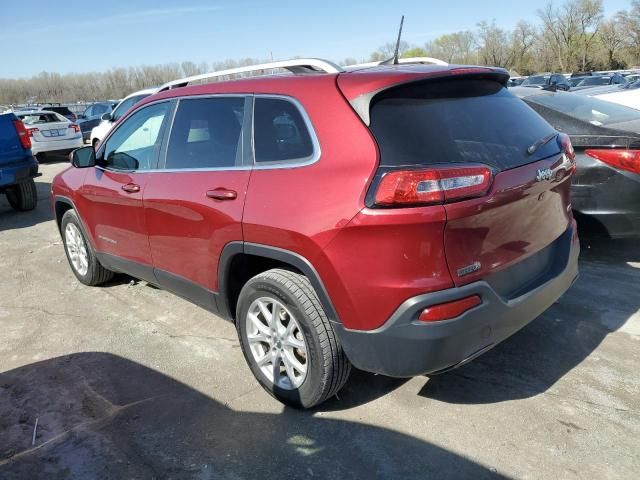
[253, 97, 314, 163]
[165, 97, 246, 169]
[102, 102, 170, 171]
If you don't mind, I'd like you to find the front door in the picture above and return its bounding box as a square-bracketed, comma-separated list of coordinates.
[143, 96, 251, 298]
[76, 101, 172, 279]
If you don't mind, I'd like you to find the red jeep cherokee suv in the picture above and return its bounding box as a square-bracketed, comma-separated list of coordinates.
[52, 59, 579, 408]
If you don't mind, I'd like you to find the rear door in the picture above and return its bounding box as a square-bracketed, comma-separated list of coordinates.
[143, 95, 252, 295]
[77, 101, 172, 277]
[369, 78, 574, 289]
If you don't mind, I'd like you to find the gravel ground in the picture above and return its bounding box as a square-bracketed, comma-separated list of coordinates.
[0, 160, 638, 479]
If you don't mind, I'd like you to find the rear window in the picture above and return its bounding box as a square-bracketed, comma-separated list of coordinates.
[18, 113, 63, 124]
[579, 77, 610, 86]
[369, 79, 558, 171]
[524, 92, 640, 126]
[522, 75, 549, 86]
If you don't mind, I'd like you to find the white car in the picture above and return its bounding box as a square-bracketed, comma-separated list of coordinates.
[15, 110, 83, 157]
[593, 88, 640, 111]
[90, 87, 158, 147]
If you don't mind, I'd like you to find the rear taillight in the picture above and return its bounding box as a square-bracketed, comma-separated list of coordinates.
[558, 133, 576, 161]
[585, 149, 640, 175]
[12, 120, 31, 149]
[69, 124, 80, 133]
[27, 127, 39, 137]
[374, 165, 492, 207]
[418, 295, 482, 322]
[558, 133, 577, 173]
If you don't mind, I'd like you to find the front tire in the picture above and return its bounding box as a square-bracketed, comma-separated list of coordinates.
[236, 269, 351, 409]
[61, 209, 114, 286]
[6, 180, 37, 211]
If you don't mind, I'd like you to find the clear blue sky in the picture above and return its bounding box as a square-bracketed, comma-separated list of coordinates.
[0, 0, 632, 78]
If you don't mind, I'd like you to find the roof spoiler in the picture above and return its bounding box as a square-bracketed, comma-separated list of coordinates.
[341, 67, 509, 125]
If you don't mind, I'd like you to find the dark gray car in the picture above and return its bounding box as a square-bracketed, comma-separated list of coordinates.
[76, 102, 118, 142]
[513, 87, 640, 237]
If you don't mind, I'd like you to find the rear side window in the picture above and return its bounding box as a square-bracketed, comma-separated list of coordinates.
[369, 79, 558, 171]
[165, 97, 245, 169]
[253, 97, 314, 163]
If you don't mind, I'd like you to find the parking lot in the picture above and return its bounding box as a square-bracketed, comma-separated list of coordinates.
[0, 159, 638, 479]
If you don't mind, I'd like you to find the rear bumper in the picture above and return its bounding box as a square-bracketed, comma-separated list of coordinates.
[0, 156, 39, 189]
[31, 137, 83, 155]
[335, 223, 580, 377]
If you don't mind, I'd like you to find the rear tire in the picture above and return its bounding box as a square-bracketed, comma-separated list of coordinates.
[236, 269, 351, 409]
[61, 209, 114, 286]
[6, 180, 37, 211]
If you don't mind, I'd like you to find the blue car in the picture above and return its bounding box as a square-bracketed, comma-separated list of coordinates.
[0, 113, 40, 211]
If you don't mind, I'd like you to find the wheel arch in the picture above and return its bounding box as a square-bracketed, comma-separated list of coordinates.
[54, 196, 96, 249]
[54, 196, 75, 232]
[218, 242, 341, 325]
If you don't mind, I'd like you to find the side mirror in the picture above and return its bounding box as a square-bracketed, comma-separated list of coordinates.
[101, 112, 112, 121]
[77, 114, 86, 120]
[70, 146, 95, 168]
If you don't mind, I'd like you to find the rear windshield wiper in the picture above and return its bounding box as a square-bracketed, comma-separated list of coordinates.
[527, 132, 558, 156]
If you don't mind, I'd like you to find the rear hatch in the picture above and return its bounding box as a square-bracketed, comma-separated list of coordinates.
[366, 76, 574, 291]
[18, 112, 77, 143]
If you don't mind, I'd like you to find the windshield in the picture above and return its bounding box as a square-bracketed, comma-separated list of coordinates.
[112, 94, 152, 121]
[569, 78, 585, 87]
[524, 92, 640, 126]
[579, 77, 611, 86]
[522, 75, 549, 86]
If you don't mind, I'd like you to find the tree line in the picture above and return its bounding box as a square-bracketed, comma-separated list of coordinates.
[2, 0, 640, 105]
[365, 0, 640, 76]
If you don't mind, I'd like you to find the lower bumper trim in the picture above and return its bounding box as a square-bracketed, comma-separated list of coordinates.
[334, 224, 580, 377]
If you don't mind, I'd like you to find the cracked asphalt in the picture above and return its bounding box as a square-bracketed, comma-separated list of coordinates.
[0, 160, 638, 479]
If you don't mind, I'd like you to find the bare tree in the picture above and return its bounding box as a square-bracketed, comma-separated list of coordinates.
[576, 0, 604, 70]
[477, 21, 513, 67]
[369, 41, 410, 62]
[425, 31, 477, 64]
[510, 21, 538, 74]
[600, 18, 625, 68]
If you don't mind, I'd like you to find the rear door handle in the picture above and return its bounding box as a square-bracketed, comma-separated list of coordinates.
[206, 188, 237, 201]
[121, 183, 140, 193]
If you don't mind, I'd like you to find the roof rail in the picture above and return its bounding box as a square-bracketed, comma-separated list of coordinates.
[344, 57, 448, 70]
[158, 58, 344, 92]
